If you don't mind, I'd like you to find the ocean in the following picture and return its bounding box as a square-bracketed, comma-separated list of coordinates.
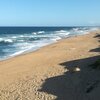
[0, 26, 98, 60]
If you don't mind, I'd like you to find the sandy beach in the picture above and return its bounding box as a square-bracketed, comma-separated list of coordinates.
[0, 31, 100, 100]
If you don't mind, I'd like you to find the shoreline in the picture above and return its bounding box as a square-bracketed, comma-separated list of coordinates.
[0, 27, 99, 62]
[0, 31, 93, 62]
[0, 31, 100, 99]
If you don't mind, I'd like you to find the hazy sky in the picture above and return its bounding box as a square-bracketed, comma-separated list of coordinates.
[0, 0, 100, 26]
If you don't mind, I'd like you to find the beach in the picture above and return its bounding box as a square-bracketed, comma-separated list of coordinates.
[0, 31, 100, 100]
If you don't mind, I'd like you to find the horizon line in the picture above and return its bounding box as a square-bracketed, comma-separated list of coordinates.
[0, 25, 99, 27]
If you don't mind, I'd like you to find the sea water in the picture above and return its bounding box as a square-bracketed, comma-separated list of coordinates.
[0, 26, 99, 60]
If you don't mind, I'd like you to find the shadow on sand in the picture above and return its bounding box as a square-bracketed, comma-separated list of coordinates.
[90, 47, 100, 52]
[39, 33, 100, 100]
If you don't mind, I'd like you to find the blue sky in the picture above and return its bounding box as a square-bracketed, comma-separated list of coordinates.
[0, 0, 100, 26]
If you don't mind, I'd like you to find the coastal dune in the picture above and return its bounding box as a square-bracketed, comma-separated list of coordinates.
[0, 31, 100, 100]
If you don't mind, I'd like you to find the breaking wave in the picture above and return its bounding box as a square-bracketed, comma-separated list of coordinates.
[0, 38, 13, 44]
[0, 26, 99, 60]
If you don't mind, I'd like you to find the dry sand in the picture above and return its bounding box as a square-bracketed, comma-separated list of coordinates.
[0, 31, 100, 100]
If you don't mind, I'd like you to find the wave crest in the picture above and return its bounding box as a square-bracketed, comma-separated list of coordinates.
[0, 38, 13, 44]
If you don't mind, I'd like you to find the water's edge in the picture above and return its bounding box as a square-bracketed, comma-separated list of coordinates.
[0, 27, 99, 61]
[0, 31, 92, 62]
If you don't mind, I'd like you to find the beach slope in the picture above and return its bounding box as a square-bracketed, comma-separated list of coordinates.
[0, 32, 100, 100]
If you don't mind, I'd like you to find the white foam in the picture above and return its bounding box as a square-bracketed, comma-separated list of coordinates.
[18, 40, 24, 42]
[9, 42, 43, 57]
[55, 30, 70, 38]
[32, 32, 37, 35]
[10, 50, 27, 57]
[55, 36, 62, 40]
[0, 38, 13, 43]
[38, 31, 45, 34]
[70, 27, 92, 35]
[19, 35, 25, 37]
[56, 30, 67, 33]
[1, 27, 99, 61]
[72, 28, 79, 31]
[0, 38, 3, 42]
[56, 30, 70, 34]
[12, 36, 17, 39]
[5, 39, 13, 43]
[59, 32, 70, 35]
[51, 36, 62, 41]
[19, 35, 34, 38]
[90, 27, 99, 31]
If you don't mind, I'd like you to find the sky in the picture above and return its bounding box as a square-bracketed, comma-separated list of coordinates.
[0, 0, 100, 26]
